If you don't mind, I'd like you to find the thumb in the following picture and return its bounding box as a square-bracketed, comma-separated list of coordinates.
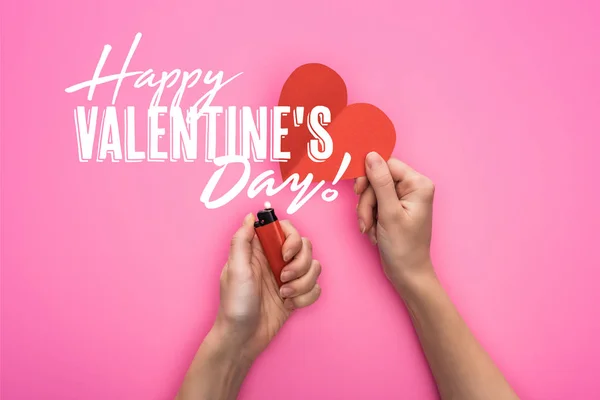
[228, 213, 256, 275]
[365, 152, 398, 214]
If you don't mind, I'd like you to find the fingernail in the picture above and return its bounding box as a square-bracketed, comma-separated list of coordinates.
[369, 234, 378, 245]
[366, 152, 383, 169]
[359, 219, 366, 233]
[283, 250, 293, 262]
[280, 270, 294, 282]
[284, 299, 295, 310]
[280, 286, 294, 298]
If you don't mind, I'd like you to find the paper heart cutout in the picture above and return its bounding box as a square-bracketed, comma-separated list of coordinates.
[278, 63, 396, 182]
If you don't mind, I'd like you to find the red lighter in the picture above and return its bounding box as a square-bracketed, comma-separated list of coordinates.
[254, 203, 287, 287]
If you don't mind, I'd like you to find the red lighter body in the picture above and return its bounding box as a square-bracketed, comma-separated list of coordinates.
[254, 207, 287, 287]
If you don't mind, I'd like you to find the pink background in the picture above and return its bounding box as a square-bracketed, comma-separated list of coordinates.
[2, 0, 600, 399]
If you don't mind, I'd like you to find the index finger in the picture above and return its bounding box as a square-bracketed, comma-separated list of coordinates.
[279, 220, 302, 262]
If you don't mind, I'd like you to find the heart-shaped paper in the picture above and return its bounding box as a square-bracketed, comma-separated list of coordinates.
[278, 63, 396, 182]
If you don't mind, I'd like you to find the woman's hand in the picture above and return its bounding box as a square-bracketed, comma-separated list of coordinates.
[355, 152, 436, 293]
[354, 153, 518, 400]
[216, 213, 322, 361]
[176, 214, 321, 400]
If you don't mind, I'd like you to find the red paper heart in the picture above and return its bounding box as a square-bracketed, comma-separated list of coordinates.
[278, 63, 396, 182]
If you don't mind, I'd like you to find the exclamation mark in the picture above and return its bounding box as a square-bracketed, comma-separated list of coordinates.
[321, 152, 352, 202]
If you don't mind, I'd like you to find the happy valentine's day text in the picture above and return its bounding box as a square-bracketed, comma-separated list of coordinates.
[64, 33, 350, 214]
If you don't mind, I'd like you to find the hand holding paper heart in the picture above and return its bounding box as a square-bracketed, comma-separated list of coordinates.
[278, 63, 396, 182]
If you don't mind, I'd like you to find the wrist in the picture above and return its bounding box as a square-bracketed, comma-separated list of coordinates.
[177, 323, 253, 400]
[205, 321, 256, 368]
[390, 260, 438, 302]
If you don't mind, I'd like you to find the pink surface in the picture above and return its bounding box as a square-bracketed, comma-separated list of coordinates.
[2, 0, 600, 399]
